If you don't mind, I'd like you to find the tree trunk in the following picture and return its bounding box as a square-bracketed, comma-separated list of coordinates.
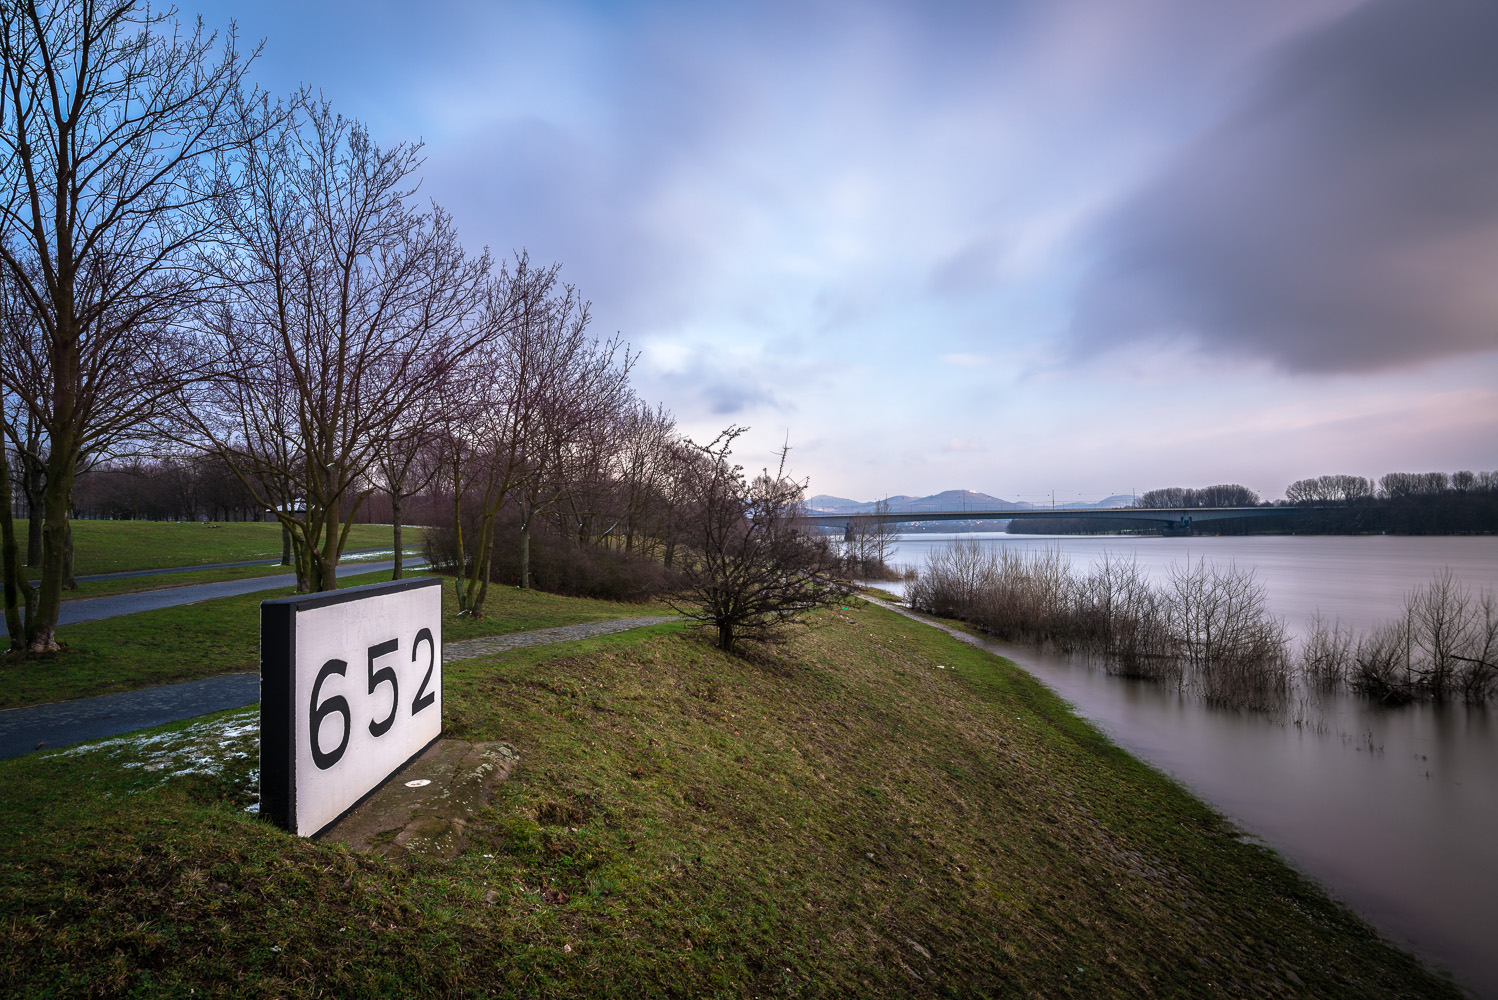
[520, 519, 531, 590]
[293, 530, 310, 593]
[317, 505, 340, 591]
[717, 621, 734, 651]
[30, 449, 76, 653]
[19, 422, 44, 567]
[0, 443, 35, 649]
[63, 520, 76, 590]
[391, 496, 404, 580]
[281, 521, 291, 565]
[23, 472, 42, 566]
[451, 480, 468, 613]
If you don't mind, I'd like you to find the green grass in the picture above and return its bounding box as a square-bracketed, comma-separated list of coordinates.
[0, 571, 673, 710]
[13, 519, 411, 576]
[0, 599, 1460, 998]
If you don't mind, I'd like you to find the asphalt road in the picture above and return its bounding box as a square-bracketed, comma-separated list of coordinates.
[1, 556, 431, 762]
[72, 546, 398, 582]
[59, 560, 429, 624]
[0, 673, 261, 760]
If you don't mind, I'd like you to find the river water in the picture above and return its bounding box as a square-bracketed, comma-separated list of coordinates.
[870, 533, 1498, 998]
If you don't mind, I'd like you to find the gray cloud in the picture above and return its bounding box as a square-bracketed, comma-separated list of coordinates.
[1072, 0, 1498, 372]
[644, 348, 787, 418]
[929, 236, 1010, 297]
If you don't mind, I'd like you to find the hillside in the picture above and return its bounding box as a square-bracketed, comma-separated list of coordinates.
[0, 599, 1459, 998]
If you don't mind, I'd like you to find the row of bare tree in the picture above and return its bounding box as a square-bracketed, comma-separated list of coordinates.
[5, 454, 262, 526]
[1285, 470, 1498, 504]
[0, 1, 849, 656]
[1133, 484, 1262, 508]
[1135, 471, 1498, 511]
[0, 2, 662, 651]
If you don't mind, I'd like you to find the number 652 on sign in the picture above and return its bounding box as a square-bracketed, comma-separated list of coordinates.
[260, 577, 443, 837]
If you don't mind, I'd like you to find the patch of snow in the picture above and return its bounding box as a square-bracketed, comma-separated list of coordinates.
[57, 709, 261, 808]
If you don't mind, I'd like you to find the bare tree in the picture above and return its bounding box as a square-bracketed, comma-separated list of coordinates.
[373, 424, 442, 580]
[1136, 484, 1260, 509]
[670, 428, 851, 652]
[0, 0, 260, 650]
[610, 401, 679, 559]
[438, 256, 558, 613]
[180, 98, 490, 592]
[446, 268, 631, 615]
[510, 301, 633, 592]
[1285, 474, 1374, 505]
[843, 497, 898, 576]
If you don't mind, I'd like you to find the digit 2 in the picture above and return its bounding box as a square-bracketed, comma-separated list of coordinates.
[411, 627, 436, 715]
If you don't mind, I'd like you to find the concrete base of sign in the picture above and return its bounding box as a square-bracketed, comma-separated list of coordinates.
[319, 739, 519, 859]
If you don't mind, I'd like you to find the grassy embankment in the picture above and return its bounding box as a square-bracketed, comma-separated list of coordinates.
[0, 597, 1461, 998]
[9, 520, 413, 601]
[1, 567, 675, 710]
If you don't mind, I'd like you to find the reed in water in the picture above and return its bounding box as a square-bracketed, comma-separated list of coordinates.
[1302, 569, 1498, 704]
[906, 541, 1288, 709]
[909, 541, 1498, 708]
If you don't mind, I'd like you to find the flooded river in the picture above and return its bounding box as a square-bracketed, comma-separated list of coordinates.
[872, 533, 1498, 997]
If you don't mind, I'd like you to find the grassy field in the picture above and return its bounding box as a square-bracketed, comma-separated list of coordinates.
[12, 519, 407, 576]
[0, 599, 1461, 998]
[1, 570, 674, 710]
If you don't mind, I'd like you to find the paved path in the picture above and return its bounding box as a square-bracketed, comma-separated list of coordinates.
[0, 673, 261, 760]
[0, 615, 682, 760]
[72, 546, 402, 583]
[58, 560, 428, 625]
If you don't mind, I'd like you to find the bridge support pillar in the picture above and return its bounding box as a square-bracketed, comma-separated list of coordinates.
[1161, 516, 1194, 538]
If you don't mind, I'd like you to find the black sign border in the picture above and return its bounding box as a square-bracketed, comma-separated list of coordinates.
[259, 575, 443, 837]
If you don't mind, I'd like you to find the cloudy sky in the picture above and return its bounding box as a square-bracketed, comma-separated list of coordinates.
[196, 0, 1497, 504]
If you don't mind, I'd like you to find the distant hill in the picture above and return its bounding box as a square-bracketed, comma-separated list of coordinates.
[807, 491, 1133, 515]
[807, 490, 1023, 515]
[1047, 494, 1136, 511]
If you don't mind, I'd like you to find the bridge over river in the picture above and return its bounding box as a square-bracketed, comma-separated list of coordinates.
[802, 506, 1297, 539]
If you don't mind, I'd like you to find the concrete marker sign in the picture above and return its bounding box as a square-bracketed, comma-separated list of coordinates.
[260, 576, 442, 836]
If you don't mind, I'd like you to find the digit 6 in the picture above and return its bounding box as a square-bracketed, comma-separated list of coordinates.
[309, 658, 351, 770]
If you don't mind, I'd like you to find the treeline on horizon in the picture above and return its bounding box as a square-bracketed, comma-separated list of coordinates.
[1006, 469, 1498, 535]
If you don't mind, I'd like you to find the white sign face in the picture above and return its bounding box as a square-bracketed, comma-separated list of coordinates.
[260, 577, 442, 836]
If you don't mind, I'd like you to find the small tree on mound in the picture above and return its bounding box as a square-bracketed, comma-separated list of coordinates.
[671, 428, 851, 652]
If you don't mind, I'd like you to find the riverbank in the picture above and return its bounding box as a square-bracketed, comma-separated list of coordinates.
[0, 598, 1461, 997]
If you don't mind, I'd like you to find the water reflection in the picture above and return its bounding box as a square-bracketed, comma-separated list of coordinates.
[865, 533, 1498, 997]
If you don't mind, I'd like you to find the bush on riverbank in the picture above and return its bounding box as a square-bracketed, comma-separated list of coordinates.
[907, 541, 1293, 709]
